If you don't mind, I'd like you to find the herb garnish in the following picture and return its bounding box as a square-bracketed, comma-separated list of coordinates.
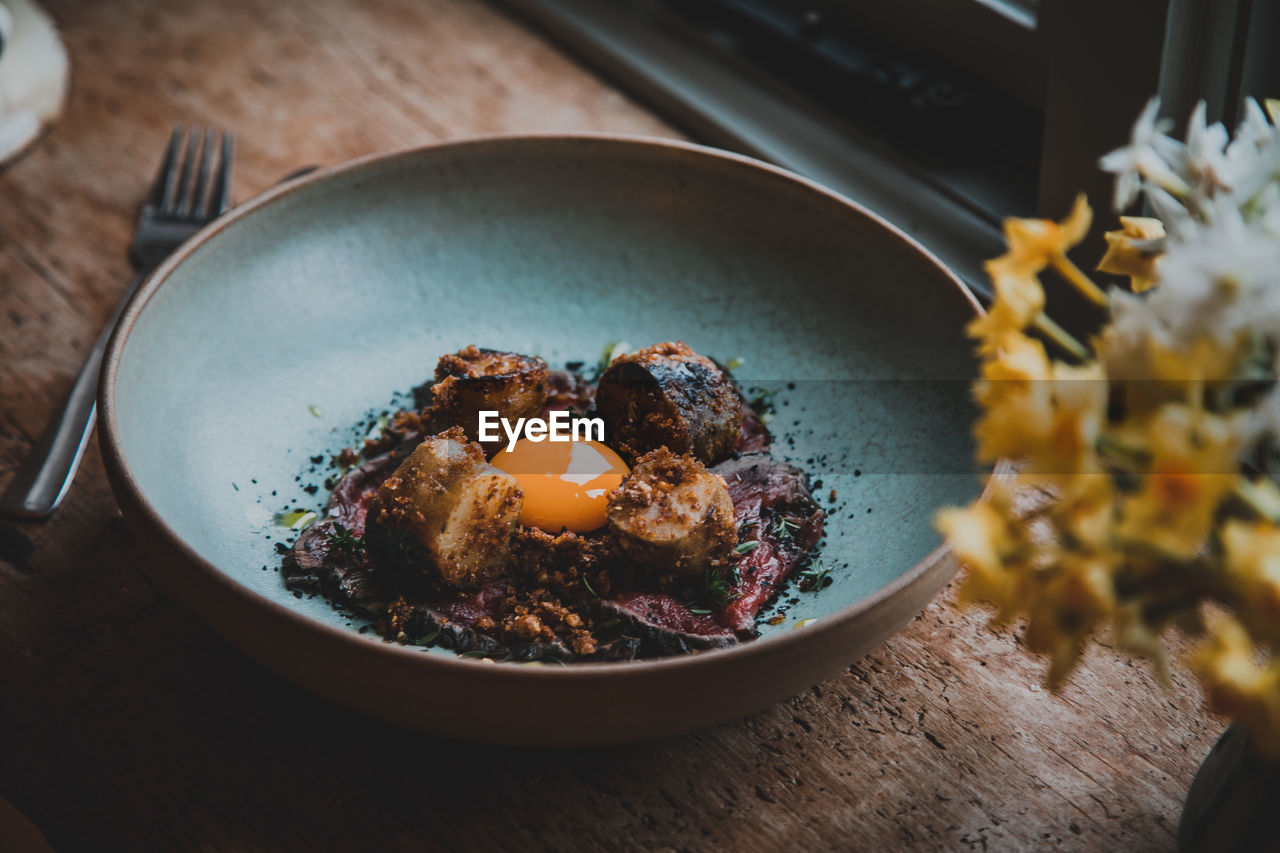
[799, 561, 833, 592]
[691, 567, 742, 613]
[416, 627, 442, 646]
[329, 521, 366, 558]
[734, 540, 761, 555]
[775, 517, 800, 540]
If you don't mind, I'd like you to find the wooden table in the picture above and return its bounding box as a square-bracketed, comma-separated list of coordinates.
[0, 0, 1224, 849]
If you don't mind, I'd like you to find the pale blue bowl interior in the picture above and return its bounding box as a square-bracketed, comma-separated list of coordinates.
[113, 138, 983, 650]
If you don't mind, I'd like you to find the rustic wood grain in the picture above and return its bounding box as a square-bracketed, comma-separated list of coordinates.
[0, 0, 1223, 850]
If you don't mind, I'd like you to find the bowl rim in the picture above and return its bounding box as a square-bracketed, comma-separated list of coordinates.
[99, 131, 998, 682]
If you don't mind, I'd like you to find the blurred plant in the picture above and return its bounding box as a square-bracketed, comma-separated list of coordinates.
[937, 96, 1280, 753]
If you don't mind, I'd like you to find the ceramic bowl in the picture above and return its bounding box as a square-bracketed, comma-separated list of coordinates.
[100, 134, 989, 746]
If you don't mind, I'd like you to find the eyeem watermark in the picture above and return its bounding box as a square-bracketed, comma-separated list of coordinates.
[478, 410, 605, 452]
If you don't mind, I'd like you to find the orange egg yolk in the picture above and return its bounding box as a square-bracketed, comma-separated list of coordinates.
[491, 438, 629, 533]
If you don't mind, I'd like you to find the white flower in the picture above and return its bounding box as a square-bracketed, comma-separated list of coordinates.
[1144, 185, 1194, 238]
[1098, 195, 1280, 391]
[1256, 181, 1280, 237]
[1151, 206, 1280, 344]
[1184, 101, 1231, 191]
[1100, 97, 1278, 226]
[1228, 129, 1280, 217]
[1095, 95, 1280, 422]
[1182, 99, 1278, 200]
[1099, 97, 1189, 210]
[1234, 98, 1276, 152]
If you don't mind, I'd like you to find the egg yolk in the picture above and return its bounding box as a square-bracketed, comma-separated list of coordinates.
[491, 438, 629, 533]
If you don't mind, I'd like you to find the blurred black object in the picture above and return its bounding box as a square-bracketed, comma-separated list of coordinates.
[663, 0, 1041, 219]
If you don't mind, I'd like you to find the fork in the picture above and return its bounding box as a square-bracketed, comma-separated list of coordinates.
[0, 126, 234, 519]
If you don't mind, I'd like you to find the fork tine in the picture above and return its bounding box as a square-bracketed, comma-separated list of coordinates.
[146, 127, 184, 211]
[189, 128, 218, 218]
[168, 126, 201, 217]
[212, 131, 235, 215]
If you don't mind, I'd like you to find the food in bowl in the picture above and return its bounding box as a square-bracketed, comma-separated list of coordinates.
[283, 341, 826, 662]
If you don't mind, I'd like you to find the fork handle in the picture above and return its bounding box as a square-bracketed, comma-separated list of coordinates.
[0, 271, 147, 519]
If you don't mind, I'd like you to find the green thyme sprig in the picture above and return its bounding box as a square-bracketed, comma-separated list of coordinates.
[329, 522, 366, 558]
[799, 561, 832, 592]
[689, 567, 743, 615]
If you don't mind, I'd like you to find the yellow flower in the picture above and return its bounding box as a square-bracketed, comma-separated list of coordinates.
[987, 194, 1107, 308]
[966, 266, 1046, 347]
[1049, 474, 1115, 551]
[1144, 334, 1241, 385]
[990, 194, 1093, 278]
[1097, 216, 1165, 292]
[973, 331, 1051, 406]
[965, 197, 1106, 362]
[1190, 615, 1280, 755]
[1024, 552, 1116, 688]
[1102, 331, 1243, 416]
[937, 480, 1027, 619]
[1116, 404, 1241, 559]
[973, 358, 1107, 484]
[1222, 519, 1280, 634]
